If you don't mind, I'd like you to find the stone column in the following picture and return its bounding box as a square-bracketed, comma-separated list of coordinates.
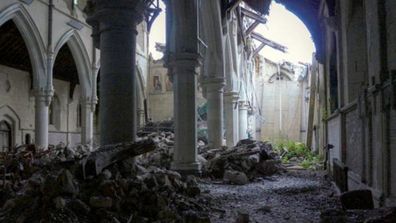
[166, 0, 201, 174]
[34, 89, 52, 149]
[170, 56, 201, 174]
[239, 100, 249, 140]
[81, 98, 96, 147]
[224, 91, 239, 147]
[87, 0, 145, 145]
[248, 108, 256, 139]
[202, 78, 225, 148]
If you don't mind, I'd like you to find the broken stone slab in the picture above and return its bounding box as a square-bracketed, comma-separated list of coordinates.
[223, 170, 249, 185]
[340, 189, 374, 210]
[255, 160, 283, 176]
[82, 139, 156, 177]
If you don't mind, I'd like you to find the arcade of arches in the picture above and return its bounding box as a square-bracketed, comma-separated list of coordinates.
[0, 0, 396, 221]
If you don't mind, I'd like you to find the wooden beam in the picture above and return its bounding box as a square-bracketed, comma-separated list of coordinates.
[241, 7, 267, 24]
[227, 0, 244, 13]
[251, 32, 287, 52]
[83, 139, 156, 177]
[236, 6, 246, 45]
[245, 20, 260, 36]
[253, 43, 266, 57]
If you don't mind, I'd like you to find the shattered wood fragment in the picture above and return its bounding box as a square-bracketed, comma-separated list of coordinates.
[83, 139, 156, 177]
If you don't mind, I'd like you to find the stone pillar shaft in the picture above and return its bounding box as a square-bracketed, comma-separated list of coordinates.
[239, 101, 249, 140]
[203, 78, 225, 148]
[81, 99, 95, 147]
[171, 57, 201, 173]
[224, 92, 239, 147]
[167, 0, 201, 174]
[87, 1, 145, 145]
[34, 90, 52, 149]
[248, 110, 256, 139]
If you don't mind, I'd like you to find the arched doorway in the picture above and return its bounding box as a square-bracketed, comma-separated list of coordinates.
[0, 120, 11, 152]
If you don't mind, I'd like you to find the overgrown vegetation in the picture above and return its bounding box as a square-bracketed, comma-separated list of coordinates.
[273, 140, 323, 170]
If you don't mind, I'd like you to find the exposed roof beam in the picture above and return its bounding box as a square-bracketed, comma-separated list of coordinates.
[251, 32, 287, 52]
[145, 0, 162, 32]
[241, 7, 267, 24]
[236, 6, 246, 45]
[245, 20, 260, 36]
[226, 0, 244, 13]
[253, 43, 266, 57]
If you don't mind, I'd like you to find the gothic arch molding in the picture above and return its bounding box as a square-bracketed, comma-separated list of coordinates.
[54, 30, 92, 99]
[0, 105, 21, 147]
[275, 0, 324, 61]
[0, 3, 46, 89]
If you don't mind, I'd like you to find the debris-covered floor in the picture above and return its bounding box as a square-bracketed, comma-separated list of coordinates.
[200, 170, 340, 223]
[0, 123, 395, 222]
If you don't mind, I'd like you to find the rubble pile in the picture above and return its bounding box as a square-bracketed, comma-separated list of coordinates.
[139, 120, 174, 134]
[201, 139, 285, 184]
[137, 124, 285, 185]
[137, 131, 175, 169]
[0, 142, 212, 223]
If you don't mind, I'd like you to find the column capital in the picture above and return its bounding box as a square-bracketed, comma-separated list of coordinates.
[168, 53, 202, 74]
[224, 91, 240, 102]
[86, 0, 146, 46]
[81, 97, 98, 112]
[201, 77, 225, 92]
[34, 88, 54, 106]
[238, 100, 249, 110]
[87, 0, 146, 24]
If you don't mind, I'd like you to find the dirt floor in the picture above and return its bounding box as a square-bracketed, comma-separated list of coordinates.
[199, 170, 340, 223]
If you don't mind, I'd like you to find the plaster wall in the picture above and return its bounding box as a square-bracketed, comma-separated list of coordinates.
[0, 65, 83, 147]
[0, 65, 35, 146]
[256, 59, 305, 143]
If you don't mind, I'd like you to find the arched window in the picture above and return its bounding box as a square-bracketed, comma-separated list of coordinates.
[0, 121, 11, 152]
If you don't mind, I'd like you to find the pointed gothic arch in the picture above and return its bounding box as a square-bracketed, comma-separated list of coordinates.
[53, 30, 92, 98]
[0, 105, 21, 147]
[0, 3, 46, 89]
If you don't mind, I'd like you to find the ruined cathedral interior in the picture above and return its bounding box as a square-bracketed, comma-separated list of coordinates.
[0, 0, 395, 222]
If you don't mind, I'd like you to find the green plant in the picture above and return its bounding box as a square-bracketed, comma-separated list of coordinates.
[273, 140, 323, 170]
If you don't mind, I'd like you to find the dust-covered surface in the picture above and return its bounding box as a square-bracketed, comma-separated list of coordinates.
[200, 170, 340, 223]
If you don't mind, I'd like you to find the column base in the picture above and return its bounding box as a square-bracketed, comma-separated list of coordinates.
[171, 162, 201, 176]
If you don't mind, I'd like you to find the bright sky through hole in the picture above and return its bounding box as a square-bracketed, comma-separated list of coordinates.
[149, 1, 315, 64]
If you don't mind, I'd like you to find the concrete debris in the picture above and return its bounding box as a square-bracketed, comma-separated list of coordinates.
[0, 127, 286, 222]
[202, 140, 284, 182]
[0, 142, 211, 223]
[137, 130, 284, 184]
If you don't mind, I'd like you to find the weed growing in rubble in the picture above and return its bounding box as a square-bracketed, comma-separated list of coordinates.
[273, 140, 323, 170]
